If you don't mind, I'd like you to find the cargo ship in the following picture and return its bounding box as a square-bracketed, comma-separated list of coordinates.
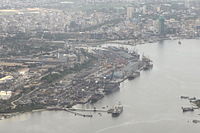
[112, 104, 123, 117]
[143, 63, 153, 71]
[103, 83, 120, 95]
[127, 71, 140, 80]
[89, 93, 104, 104]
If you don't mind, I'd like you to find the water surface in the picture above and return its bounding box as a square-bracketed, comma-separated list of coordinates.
[0, 39, 200, 133]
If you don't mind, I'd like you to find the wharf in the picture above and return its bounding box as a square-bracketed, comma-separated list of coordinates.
[64, 108, 93, 117]
[69, 108, 108, 112]
[46, 107, 108, 117]
[47, 107, 108, 113]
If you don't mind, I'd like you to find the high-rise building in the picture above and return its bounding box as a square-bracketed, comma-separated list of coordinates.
[127, 7, 134, 19]
[157, 6, 161, 13]
[185, 0, 190, 8]
[158, 16, 165, 36]
[142, 5, 147, 14]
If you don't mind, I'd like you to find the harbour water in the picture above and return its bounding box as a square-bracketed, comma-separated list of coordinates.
[1, 39, 200, 133]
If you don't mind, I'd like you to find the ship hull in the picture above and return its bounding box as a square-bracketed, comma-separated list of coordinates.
[112, 113, 120, 117]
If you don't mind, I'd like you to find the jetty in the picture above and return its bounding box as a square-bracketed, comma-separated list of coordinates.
[68, 108, 108, 112]
[46, 106, 109, 117]
[46, 104, 123, 118]
[47, 107, 94, 117]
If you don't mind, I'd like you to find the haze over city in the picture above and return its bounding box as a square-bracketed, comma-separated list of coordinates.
[0, 0, 200, 133]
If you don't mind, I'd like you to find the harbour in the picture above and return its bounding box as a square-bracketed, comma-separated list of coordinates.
[0, 39, 200, 133]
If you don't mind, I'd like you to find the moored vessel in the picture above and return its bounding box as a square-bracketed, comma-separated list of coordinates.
[127, 71, 140, 80]
[89, 93, 104, 103]
[112, 103, 123, 117]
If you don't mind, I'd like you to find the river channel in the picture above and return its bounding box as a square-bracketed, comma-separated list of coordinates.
[0, 39, 200, 133]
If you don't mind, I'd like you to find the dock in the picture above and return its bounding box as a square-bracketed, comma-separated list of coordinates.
[64, 108, 93, 117]
[68, 108, 108, 112]
[46, 107, 108, 117]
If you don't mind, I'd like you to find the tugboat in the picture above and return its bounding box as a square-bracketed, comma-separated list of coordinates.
[180, 96, 189, 99]
[112, 103, 123, 117]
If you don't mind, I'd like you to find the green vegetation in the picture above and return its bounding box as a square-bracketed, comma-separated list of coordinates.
[13, 103, 45, 113]
[0, 103, 45, 113]
[41, 72, 61, 83]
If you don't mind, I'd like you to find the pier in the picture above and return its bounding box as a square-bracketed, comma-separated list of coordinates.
[68, 108, 108, 113]
[46, 107, 109, 118]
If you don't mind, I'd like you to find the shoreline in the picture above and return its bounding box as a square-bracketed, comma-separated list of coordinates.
[96, 37, 200, 48]
[0, 64, 147, 120]
[1, 38, 196, 120]
[0, 75, 131, 120]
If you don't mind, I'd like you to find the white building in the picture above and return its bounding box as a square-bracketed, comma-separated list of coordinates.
[185, 0, 190, 8]
[127, 7, 134, 19]
[0, 91, 12, 100]
[0, 75, 13, 84]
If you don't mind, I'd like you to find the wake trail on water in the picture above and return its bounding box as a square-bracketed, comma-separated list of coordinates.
[95, 118, 177, 133]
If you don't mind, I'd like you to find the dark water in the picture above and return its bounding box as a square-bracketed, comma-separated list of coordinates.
[1, 40, 200, 133]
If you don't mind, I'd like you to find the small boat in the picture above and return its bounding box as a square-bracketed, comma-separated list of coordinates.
[182, 107, 194, 112]
[180, 96, 189, 99]
[178, 40, 181, 45]
[189, 97, 196, 101]
[193, 120, 200, 124]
